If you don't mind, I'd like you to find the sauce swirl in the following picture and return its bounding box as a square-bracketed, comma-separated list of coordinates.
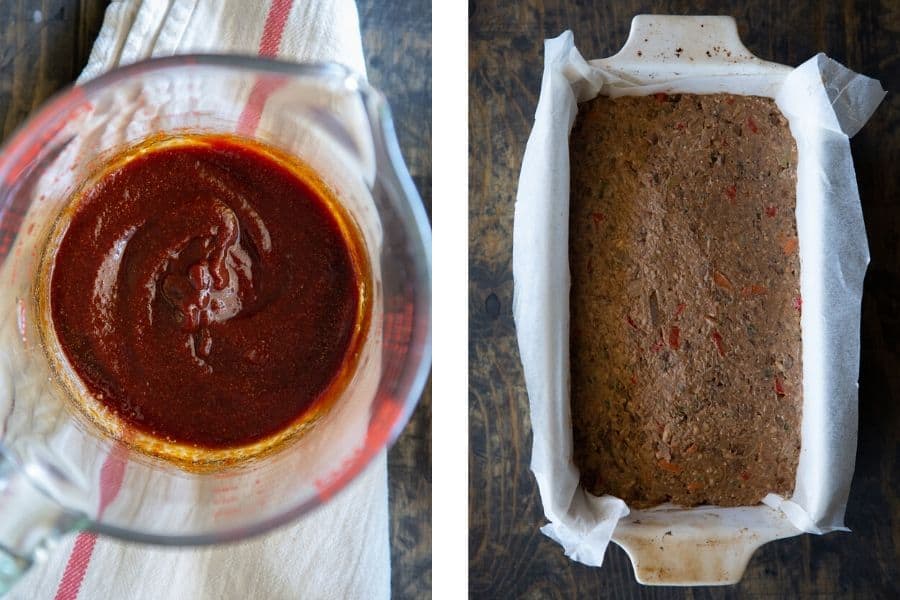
[48, 135, 366, 450]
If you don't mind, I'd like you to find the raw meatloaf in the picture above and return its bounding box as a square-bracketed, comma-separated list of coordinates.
[569, 93, 801, 508]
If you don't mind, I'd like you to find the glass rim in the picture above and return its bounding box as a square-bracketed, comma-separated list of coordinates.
[1, 56, 366, 185]
[0, 54, 432, 546]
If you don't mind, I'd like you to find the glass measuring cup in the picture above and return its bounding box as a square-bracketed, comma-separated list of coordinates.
[0, 57, 431, 592]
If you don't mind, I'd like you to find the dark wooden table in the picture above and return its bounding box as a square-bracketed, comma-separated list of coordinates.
[469, 1, 898, 597]
[0, 1, 431, 598]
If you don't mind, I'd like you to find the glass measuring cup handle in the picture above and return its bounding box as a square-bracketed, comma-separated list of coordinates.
[0, 446, 89, 595]
[0, 550, 28, 596]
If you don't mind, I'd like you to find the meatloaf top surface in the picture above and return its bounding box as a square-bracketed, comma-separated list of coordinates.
[569, 93, 801, 508]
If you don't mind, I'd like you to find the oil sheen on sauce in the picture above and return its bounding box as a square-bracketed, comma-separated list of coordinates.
[48, 135, 366, 450]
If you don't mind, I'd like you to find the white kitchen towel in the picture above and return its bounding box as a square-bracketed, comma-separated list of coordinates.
[7, 1, 389, 599]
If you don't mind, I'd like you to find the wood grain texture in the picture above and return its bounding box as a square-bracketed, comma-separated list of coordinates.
[469, 0, 899, 597]
[0, 0, 106, 137]
[0, 1, 431, 598]
[360, 0, 432, 220]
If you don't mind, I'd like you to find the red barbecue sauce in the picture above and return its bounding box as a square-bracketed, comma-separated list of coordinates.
[49, 136, 364, 448]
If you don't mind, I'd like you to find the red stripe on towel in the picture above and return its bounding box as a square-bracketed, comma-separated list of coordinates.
[259, 0, 294, 57]
[237, 0, 295, 135]
[54, 533, 98, 600]
[54, 453, 126, 600]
